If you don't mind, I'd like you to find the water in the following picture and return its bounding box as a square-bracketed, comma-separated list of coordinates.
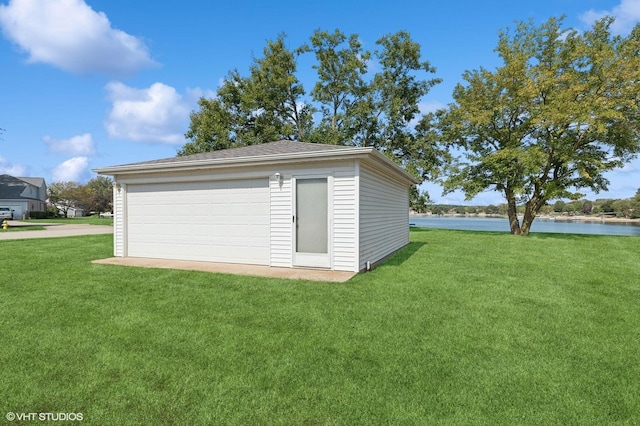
[410, 216, 640, 236]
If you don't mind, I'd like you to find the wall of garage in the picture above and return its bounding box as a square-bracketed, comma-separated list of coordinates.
[110, 160, 360, 271]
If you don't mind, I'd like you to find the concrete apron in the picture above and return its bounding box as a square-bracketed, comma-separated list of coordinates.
[92, 257, 357, 283]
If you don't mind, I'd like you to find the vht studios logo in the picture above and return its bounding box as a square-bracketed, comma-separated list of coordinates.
[6, 412, 83, 421]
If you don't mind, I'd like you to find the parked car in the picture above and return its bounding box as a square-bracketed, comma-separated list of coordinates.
[99, 212, 114, 218]
[0, 207, 12, 220]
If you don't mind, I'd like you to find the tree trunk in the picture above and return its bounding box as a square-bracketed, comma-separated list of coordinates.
[520, 196, 546, 236]
[520, 207, 534, 236]
[505, 188, 522, 235]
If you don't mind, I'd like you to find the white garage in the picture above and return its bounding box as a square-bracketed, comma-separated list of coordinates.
[94, 140, 418, 273]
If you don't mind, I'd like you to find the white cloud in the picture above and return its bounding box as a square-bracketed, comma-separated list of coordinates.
[104, 81, 194, 144]
[0, 155, 27, 176]
[0, 0, 156, 76]
[580, 0, 640, 35]
[43, 133, 96, 155]
[52, 156, 89, 182]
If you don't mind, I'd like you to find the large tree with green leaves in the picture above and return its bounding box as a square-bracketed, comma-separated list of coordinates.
[48, 181, 81, 217]
[303, 29, 370, 145]
[179, 35, 312, 155]
[369, 31, 442, 178]
[427, 16, 640, 235]
[179, 30, 442, 185]
[86, 176, 114, 214]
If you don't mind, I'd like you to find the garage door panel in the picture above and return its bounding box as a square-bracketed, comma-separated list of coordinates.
[127, 178, 270, 265]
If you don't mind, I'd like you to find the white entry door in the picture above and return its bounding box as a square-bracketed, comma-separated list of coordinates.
[294, 177, 331, 268]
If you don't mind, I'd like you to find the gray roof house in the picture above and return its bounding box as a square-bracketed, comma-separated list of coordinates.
[94, 140, 418, 273]
[0, 174, 48, 219]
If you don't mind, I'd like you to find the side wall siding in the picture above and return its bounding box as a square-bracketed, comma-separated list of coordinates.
[113, 182, 125, 257]
[333, 169, 358, 271]
[359, 163, 410, 271]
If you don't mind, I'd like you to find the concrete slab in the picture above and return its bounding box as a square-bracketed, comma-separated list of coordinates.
[92, 257, 357, 283]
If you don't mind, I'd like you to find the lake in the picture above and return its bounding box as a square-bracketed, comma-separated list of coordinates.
[410, 216, 640, 236]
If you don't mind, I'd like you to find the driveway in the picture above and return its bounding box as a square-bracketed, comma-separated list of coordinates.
[0, 221, 113, 240]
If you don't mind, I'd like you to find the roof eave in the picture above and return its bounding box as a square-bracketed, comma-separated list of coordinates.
[93, 148, 374, 175]
[93, 146, 420, 185]
[364, 149, 421, 185]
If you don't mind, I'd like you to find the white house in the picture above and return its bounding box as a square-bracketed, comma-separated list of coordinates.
[94, 140, 418, 273]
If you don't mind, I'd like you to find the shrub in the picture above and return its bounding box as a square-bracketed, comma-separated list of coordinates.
[29, 211, 56, 219]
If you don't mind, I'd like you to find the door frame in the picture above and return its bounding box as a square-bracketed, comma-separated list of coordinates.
[292, 174, 333, 269]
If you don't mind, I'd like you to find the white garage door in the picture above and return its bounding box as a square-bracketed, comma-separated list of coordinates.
[126, 178, 270, 265]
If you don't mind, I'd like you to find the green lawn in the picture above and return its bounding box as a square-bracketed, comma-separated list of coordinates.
[23, 216, 113, 226]
[0, 224, 46, 232]
[1, 229, 639, 425]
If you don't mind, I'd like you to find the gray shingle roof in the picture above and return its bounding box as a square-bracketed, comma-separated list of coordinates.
[119, 140, 357, 167]
[94, 140, 419, 184]
[17, 177, 45, 188]
[0, 174, 40, 200]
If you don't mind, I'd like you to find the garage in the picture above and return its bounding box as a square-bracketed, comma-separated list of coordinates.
[95, 140, 418, 272]
[126, 178, 269, 264]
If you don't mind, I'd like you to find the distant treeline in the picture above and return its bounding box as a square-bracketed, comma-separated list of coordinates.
[419, 189, 640, 219]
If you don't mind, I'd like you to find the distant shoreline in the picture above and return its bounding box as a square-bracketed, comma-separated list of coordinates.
[410, 212, 640, 225]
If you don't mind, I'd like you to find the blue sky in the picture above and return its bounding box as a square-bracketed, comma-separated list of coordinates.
[1, 0, 638, 205]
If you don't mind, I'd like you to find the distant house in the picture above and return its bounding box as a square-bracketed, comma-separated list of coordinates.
[0, 174, 48, 219]
[95, 140, 418, 272]
[52, 204, 85, 217]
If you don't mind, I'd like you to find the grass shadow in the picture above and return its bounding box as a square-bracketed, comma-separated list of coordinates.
[526, 231, 638, 240]
[378, 241, 427, 268]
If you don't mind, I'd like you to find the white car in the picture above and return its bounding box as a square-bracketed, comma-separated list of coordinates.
[0, 207, 12, 220]
[99, 212, 114, 218]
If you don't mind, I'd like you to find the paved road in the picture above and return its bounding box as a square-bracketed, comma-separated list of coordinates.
[0, 221, 113, 240]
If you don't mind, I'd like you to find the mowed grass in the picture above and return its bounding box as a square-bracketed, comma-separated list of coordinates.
[1, 224, 46, 232]
[1, 229, 639, 425]
[24, 216, 113, 226]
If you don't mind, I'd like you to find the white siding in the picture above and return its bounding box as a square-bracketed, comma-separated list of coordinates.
[268, 162, 357, 272]
[269, 175, 292, 267]
[113, 183, 125, 257]
[359, 162, 410, 271]
[333, 169, 358, 271]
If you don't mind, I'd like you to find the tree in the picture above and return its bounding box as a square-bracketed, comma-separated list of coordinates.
[410, 186, 432, 213]
[180, 30, 443, 186]
[48, 181, 81, 217]
[86, 176, 113, 213]
[485, 204, 499, 214]
[553, 200, 565, 213]
[630, 189, 640, 218]
[248, 35, 315, 142]
[598, 199, 615, 213]
[179, 34, 312, 155]
[304, 29, 370, 145]
[47, 178, 113, 217]
[427, 17, 640, 235]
